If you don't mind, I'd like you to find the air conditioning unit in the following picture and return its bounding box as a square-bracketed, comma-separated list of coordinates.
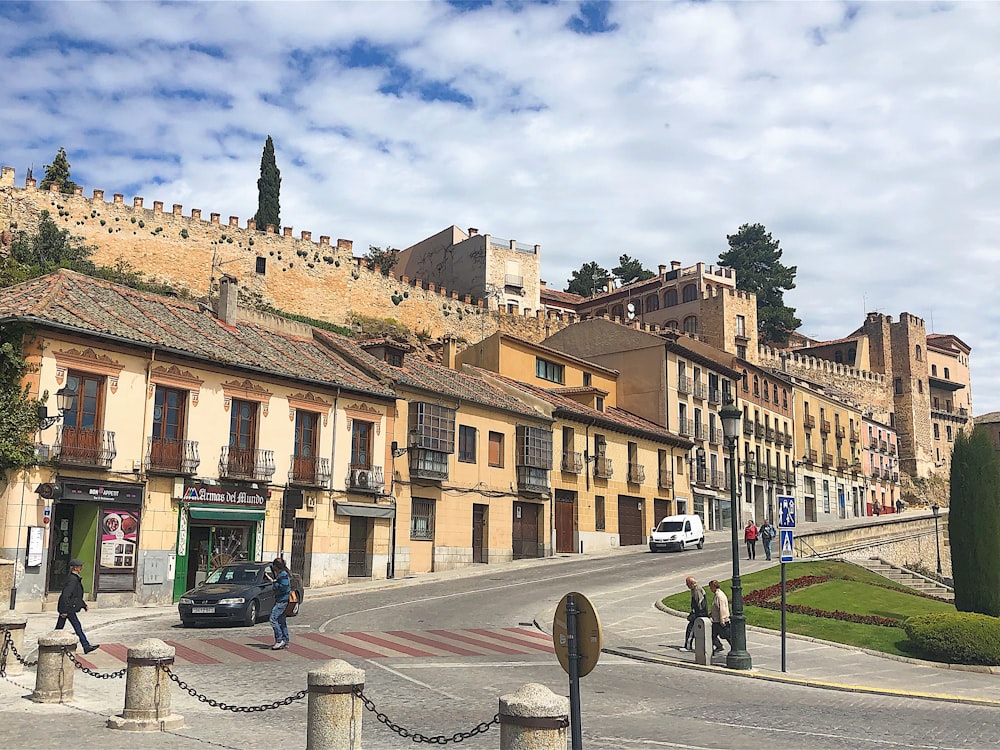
[305, 496, 317, 510]
[351, 469, 370, 488]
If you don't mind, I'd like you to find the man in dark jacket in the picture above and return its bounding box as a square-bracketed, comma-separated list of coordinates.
[55, 559, 99, 654]
[684, 576, 709, 650]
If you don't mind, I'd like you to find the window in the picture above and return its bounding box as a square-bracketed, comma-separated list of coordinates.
[682, 284, 698, 302]
[230, 398, 258, 450]
[753, 375, 759, 396]
[933, 397, 939, 409]
[645, 295, 659, 312]
[933, 423, 940, 439]
[931, 364, 937, 376]
[666, 319, 679, 330]
[536, 357, 564, 384]
[295, 411, 319, 459]
[488, 431, 504, 467]
[152, 386, 186, 442]
[946, 425, 953, 442]
[664, 289, 678, 307]
[683, 316, 697, 334]
[411, 498, 435, 540]
[735, 315, 746, 337]
[915, 345, 922, 361]
[737, 344, 747, 359]
[773, 385, 779, 403]
[458, 425, 476, 463]
[387, 351, 403, 367]
[823, 480, 831, 514]
[595, 396, 605, 412]
[517, 426, 553, 468]
[894, 378, 903, 395]
[917, 380, 923, 394]
[255, 256, 266, 274]
[782, 389, 788, 409]
[409, 402, 456, 452]
[595, 495, 606, 531]
[835, 350, 843, 363]
[763, 380, 769, 401]
[944, 367, 950, 379]
[63, 372, 103, 432]
[583, 372, 592, 387]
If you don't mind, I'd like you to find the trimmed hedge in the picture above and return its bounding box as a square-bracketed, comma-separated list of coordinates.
[903, 612, 1000, 666]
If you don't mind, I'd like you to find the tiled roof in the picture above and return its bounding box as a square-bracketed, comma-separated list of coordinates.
[0, 270, 395, 398]
[317, 332, 549, 421]
[540, 287, 586, 307]
[975, 411, 1000, 424]
[484, 371, 691, 447]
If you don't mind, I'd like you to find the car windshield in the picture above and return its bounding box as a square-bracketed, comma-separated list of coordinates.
[204, 566, 260, 585]
[656, 521, 684, 532]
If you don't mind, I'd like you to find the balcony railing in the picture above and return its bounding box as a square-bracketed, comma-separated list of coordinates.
[219, 446, 276, 482]
[892, 471, 899, 483]
[146, 437, 200, 475]
[678, 419, 693, 437]
[784, 433, 793, 449]
[777, 468, 787, 484]
[756, 464, 767, 479]
[822, 453, 834, 467]
[754, 422, 764, 439]
[695, 467, 707, 485]
[879, 439, 888, 452]
[561, 451, 583, 473]
[711, 469, 726, 488]
[742, 420, 754, 436]
[693, 381, 708, 400]
[710, 428, 723, 445]
[517, 465, 550, 493]
[288, 455, 332, 488]
[821, 420, 831, 434]
[658, 469, 673, 489]
[838, 457, 849, 470]
[695, 423, 708, 441]
[594, 456, 613, 479]
[767, 466, 778, 481]
[347, 463, 383, 494]
[807, 449, 818, 464]
[627, 463, 645, 484]
[766, 427, 775, 443]
[850, 428, 860, 443]
[55, 426, 116, 469]
[504, 273, 524, 289]
[836, 425, 846, 439]
[708, 388, 721, 404]
[409, 448, 449, 481]
[678, 376, 692, 395]
[804, 414, 816, 429]
[744, 460, 757, 476]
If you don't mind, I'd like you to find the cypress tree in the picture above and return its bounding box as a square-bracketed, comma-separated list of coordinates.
[254, 136, 281, 232]
[39, 147, 78, 194]
[949, 426, 1000, 616]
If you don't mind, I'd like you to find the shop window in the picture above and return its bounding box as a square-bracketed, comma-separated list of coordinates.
[411, 498, 435, 540]
[458, 425, 477, 463]
[488, 431, 504, 467]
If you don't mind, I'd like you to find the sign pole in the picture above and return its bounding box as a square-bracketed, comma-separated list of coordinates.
[566, 593, 583, 750]
[781, 561, 787, 673]
[777, 494, 796, 674]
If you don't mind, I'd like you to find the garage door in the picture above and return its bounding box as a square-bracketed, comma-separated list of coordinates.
[654, 498, 670, 526]
[617, 495, 644, 547]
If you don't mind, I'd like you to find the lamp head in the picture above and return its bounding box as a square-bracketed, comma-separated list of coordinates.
[56, 384, 78, 414]
[931, 503, 940, 517]
[719, 398, 741, 441]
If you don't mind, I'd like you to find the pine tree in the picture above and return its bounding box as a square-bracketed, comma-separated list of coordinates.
[254, 136, 281, 231]
[949, 426, 1000, 617]
[39, 147, 78, 194]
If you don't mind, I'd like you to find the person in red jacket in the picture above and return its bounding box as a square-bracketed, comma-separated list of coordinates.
[744, 520, 759, 560]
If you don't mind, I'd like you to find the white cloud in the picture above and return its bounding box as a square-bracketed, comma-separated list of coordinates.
[1, 0, 997, 410]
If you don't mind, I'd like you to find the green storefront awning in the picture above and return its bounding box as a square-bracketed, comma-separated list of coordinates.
[188, 505, 266, 521]
[334, 501, 395, 519]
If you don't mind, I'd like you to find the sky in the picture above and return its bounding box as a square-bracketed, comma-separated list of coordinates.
[1, 1, 997, 412]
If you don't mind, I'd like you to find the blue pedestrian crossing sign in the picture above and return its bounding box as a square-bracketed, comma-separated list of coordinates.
[780, 530, 794, 563]
[778, 495, 796, 528]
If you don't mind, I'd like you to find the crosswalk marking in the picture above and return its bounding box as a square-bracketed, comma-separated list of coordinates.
[74, 628, 552, 669]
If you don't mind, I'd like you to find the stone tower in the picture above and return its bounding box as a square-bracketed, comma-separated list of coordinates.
[890, 313, 933, 477]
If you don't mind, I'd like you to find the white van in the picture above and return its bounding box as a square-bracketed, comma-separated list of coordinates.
[648, 514, 704, 552]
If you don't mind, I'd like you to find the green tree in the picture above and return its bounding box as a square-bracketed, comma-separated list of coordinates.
[253, 135, 281, 231]
[363, 245, 399, 275]
[566, 261, 611, 297]
[949, 426, 1000, 617]
[7, 210, 95, 276]
[718, 223, 801, 345]
[0, 324, 41, 472]
[39, 147, 78, 194]
[612, 254, 655, 286]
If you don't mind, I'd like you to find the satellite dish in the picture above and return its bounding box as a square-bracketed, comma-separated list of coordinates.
[626, 302, 636, 320]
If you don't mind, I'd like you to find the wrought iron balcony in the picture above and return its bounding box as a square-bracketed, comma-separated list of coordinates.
[836, 425, 846, 439]
[711, 469, 726, 488]
[754, 422, 764, 439]
[345, 463, 384, 494]
[146, 437, 200, 475]
[821, 420, 831, 434]
[695, 467, 707, 485]
[892, 471, 899, 483]
[710, 428, 723, 445]
[409, 448, 449, 481]
[744, 460, 757, 476]
[708, 388, 721, 404]
[879, 439, 888, 452]
[784, 433, 793, 448]
[517, 465, 550, 494]
[850, 428, 860, 443]
[693, 381, 708, 400]
[627, 463, 645, 484]
[504, 273, 524, 289]
[765, 427, 775, 443]
[822, 453, 834, 468]
[678, 376, 692, 395]
[561, 451, 583, 473]
[288, 455, 332, 488]
[219, 446, 276, 482]
[838, 457, 850, 470]
[767, 466, 777, 481]
[742, 420, 754, 436]
[678, 419, 693, 437]
[804, 414, 816, 429]
[658, 469, 673, 489]
[54, 426, 116, 469]
[695, 422, 708, 441]
[594, 457, 613, 479]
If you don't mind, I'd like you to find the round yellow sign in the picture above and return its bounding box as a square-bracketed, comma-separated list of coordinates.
[552, 591, 603, 677]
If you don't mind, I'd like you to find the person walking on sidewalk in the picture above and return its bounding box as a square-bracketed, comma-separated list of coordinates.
[759, 519, 776, 561]
[684, 576, 709, 650]
[744, 520, 758, 560]
[708, 580, 730, 654]
[269, 557, 291, 650]
[55, 559, 99, 654]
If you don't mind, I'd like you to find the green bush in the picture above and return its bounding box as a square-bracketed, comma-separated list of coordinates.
[903, 612, 1000, 665]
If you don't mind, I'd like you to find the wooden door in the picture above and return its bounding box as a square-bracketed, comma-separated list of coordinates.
[512, 502, 541, 559]
[617, 495, 644, 546]
[555, 490, 576, 554]
[348, 516, 373, 577]
[472, 504, 487, 564]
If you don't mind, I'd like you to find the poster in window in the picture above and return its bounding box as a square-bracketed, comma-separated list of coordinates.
[26, 526, 44, 567]
[100, 509, 139, 570]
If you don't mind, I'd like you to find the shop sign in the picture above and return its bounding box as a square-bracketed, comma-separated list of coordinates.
[181, 482, 267, 508]
[63, 480, 144, 504]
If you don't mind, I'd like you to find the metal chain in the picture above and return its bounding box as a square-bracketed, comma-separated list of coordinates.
[1, 629, 38, 675]
[66, 648, 127, 679]
[162, 664, 308, 712]
[353, 685, 502, 745]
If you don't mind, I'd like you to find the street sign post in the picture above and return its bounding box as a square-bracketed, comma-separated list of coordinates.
[778, 495, 796, 529]
[553, 592, 602, 750]
[777, 495, 796, 673]
[779, 529, 794, 563]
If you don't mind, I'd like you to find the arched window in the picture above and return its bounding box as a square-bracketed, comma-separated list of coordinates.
[682, 284, 698, 303]
[915, 345, 923, 361]
[645, 295, 659, 312]
[782, 389, 788, 408]
[666, 320, 679, 330]
[763, 380, 769, 401]
[847, 348, 856, 362]
[834, 350, 843, 363]
[742, 370, 749, 392]
[611, 304, 624, 320]
[753, 375, 760, 395]
[683, 316, 697, 334]
[774, 385, 779, 403]
[664, 289, 678, 307]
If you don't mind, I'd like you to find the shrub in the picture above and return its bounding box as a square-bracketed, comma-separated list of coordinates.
[903, 612, 1000, 665]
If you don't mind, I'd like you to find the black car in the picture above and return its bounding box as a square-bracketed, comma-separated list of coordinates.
[178, 562, 304, 627]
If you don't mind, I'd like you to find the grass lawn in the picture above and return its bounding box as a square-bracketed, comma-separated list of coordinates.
[663, 560, 955, 658]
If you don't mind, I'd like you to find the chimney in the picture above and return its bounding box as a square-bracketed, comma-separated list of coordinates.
[539, 280, 547, 287]
[441, 335, 458, 369]
[468, 227, 478, 236]
[658, 264, 667, 275]
[217, 274, 238, 325]
[670, 261, 681, 270]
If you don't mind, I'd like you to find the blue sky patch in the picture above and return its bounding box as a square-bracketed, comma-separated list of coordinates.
[566, 1, 618, 35]
[7, 32, 116, 59]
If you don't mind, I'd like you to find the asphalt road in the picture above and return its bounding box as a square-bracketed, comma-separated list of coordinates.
[14, 541, 999, 750]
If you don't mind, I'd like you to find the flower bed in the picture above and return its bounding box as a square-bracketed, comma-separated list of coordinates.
[743, 575, 903, 628]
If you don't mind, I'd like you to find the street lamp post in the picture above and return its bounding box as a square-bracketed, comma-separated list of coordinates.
[719, 397, 752, 670]
[931, 503, 942, 575]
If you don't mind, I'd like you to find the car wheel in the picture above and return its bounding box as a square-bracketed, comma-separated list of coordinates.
[243, 599, 259, 626]
[697, 537, 704, 550]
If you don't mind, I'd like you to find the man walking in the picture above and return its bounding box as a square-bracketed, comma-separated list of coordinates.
[708, 579, 730, 655]
[759, 519, 777, 561]
[684, 576, 709, 650]
[55, 559, 99, 654]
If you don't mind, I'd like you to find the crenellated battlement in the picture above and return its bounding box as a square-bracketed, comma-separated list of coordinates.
[758, 344, 887, 386]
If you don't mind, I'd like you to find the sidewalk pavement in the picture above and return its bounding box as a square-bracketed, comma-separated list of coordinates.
[5, 523, 998, 709]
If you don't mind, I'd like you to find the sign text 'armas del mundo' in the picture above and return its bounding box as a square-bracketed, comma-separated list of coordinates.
[181, 482, 267, 507]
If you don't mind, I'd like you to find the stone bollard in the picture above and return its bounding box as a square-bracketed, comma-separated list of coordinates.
[693, 616, 712, 665]
[0, 612, 28, 676]
[31, 631, 78, 703]
[499, 683, 569, 750]
[108, 638, 184, 731]
[307, 659, 365, 750]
